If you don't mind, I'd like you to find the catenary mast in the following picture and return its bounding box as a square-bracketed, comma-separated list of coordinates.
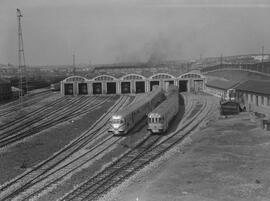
[17, 8, 28, 105]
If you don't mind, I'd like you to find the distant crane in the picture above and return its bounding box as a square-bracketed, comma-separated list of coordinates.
[17, 8, 28, 104]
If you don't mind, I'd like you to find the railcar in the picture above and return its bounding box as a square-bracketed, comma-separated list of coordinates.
[220, 88, 246, 115]
[147, 85, 179, 134]
[50, 83, 60, 91]
[108, 87, 165, 135]
[220, 100, 240, 115]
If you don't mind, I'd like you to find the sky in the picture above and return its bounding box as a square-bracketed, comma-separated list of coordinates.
[0, 0, 270, 65]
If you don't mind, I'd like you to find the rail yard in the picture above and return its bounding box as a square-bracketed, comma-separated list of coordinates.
[0, 68, 270, 201]
[1, 1, 270, 200]
[0, 86, 222, 201]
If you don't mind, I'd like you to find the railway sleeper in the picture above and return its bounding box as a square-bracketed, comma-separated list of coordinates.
[121, 168, 135, 173]
[136, 157, 151, 163]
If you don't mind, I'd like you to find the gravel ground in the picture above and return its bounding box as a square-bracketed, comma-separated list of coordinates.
[103, 112, 270, 201]
[0, 95, 119, 185]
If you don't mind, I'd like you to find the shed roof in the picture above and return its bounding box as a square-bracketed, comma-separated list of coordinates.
[206, 79, 239, 90]
[235, 80, 270, 96]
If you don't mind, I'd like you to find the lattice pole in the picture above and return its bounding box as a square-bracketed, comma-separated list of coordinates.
[17, 8, 28, 105]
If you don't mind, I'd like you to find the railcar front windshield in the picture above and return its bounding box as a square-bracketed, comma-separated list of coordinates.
[110, 118, 124, 124]
[148, 116, 164, 123]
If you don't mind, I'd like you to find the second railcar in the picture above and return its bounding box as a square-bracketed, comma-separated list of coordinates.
[147, 86, 179, 134]
[108, 87, 165, 135]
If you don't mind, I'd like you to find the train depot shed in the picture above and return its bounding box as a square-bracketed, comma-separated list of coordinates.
[60, 71, 206, 95]
[205, 79, 239, 98]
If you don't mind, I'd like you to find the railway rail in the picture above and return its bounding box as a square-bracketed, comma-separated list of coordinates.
[0, 95, 132, 201]
[0, 96, 113, 148]
[58, 94, 217, 201]
[0, 96, 68, 129]
[0, 93, 218, 201]
[0, 90, 52, 116]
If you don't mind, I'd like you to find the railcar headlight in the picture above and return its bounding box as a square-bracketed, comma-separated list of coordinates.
[112, 124, 120, 129]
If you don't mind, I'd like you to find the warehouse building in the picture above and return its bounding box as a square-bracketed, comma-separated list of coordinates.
[0, 78, 12, 101]
[235, 80, 270, 117]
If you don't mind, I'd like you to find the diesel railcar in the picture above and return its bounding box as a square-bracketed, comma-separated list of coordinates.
[50, 83, 60, 91]
[108, 87, 165, 135]
[147, 85, 179, 134]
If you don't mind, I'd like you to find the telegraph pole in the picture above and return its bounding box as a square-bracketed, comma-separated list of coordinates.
[17, 8, 27, 105]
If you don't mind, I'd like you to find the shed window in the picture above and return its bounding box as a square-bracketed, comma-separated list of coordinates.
[262, 96, 264, 105]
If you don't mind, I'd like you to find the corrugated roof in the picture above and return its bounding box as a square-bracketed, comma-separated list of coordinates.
[206, 79, 239, 90]
[235, 80, 270, 95]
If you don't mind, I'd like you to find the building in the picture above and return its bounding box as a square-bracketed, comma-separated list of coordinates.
[205, 79, 239, 98]
[0, 78, 12, 101]
[60, 71, 206, 95]
[235, 80, 270, 117]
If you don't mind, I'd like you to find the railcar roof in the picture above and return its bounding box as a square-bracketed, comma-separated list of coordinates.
[150, 92, 178, 115]
[116, 87, 163, 117]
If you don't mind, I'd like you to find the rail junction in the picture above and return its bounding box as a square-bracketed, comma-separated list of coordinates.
[0, 91, 219, 201]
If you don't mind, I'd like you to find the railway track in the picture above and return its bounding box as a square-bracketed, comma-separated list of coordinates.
[0, 90, 52, 116]
[0, 96, 88, 136]
[58, 94, 217, 201]
[0, 96, 68, 129]
[0, 93, 218, 201]
[0, 96, 113, 148]
[0, 95, 132, 201]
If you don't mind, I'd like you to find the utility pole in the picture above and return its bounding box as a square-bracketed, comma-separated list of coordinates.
[73, 53, 76, 75]
[261, 46, 264, 73]
[220, 53, 223, 70]
[17, 8, 27, 106]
